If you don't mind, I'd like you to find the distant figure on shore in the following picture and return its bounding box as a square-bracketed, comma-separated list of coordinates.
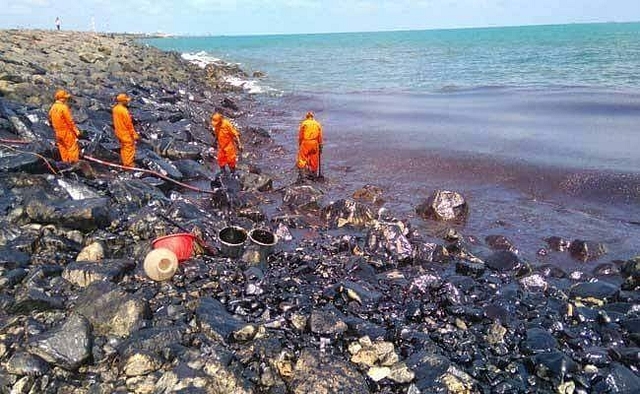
[55, 17, 61, 31]
[49, 89, 81, 163]
[112, 93, 139, 168]
[296, 111, 323, 180]
[210, 112, 242, 174]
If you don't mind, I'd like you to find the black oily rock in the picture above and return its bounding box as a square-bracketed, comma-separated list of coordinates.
[10, 287, 65, 314]
[117, 326, 185, 358]
[569, 239, 608, 262]
[26, 313, 92, 370]
[0, 149, 47, 173]
[528, 351, 578, 380]
[283, 185, 323, 211]
[289, 349, 368, 394]
[455, 259, 486, 277]
[485, 250, 522, 272]
[62, 259, 136, 288]
[5, 351, 50, 377]
[521, 328, 558, 354]
[365, 221, 412, 262]
[74, 281, 150, 337]
[415, 189, 468, 221]
[485, 234, 517, 252]
[173, 159, 216, 180]
[569, 280, 620, 301]
[309, 304, 348, 335]
[405, 351, 451, 391]
[109, 178, 167, 208]
[592, 362, 640, 393]
[322, 198, 375, 229]
[0, 268, 28, 290]
[196, 297, 245, 342]
[24, 197, 111, 231]
[239, 171, 273, 192]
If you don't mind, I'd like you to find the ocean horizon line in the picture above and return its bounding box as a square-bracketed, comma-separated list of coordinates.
[142, 20, 640, 40]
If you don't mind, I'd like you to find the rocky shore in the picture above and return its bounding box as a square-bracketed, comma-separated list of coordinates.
[1, 29, 639, 394]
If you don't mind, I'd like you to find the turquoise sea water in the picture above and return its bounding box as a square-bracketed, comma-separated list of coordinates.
[147, 22, 640, 93]
[146, 23, 640, 264]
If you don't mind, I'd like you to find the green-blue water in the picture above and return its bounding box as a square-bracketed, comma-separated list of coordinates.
[147, 22, 640, 93]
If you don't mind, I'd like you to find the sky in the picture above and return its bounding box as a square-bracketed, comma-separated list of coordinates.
[2, 0, 639, 36]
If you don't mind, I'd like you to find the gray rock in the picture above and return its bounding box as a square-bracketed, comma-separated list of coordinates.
[309, 305, 348, 335]
[290, 349, 368, 394]
[5, 352, 50, 377]
[62, 259, 135, 287]
[569, 280, 619, 302]
[117, 326, 184, 357]
[74, 281, 150, 337]
[196, 297, 244, 342]
[239, 172, 273, 192]
[27, 313, 92, 370]
[10, 287, 65, 314]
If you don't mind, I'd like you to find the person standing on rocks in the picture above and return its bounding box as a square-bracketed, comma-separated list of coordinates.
[55, 17, 61, 31]
[210, 112, 242, 174]
[296, 111, 323, 180]
[112, 93, 139, 168]
[49, 89, 81, 163]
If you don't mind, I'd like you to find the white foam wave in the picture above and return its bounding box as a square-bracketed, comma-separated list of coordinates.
[181, 51, 221, 69]
[181, 51, 279, 95]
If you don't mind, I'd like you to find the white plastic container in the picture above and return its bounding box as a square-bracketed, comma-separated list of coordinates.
[143, 248, 178, 281]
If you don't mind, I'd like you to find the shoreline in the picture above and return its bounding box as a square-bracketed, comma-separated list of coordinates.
[1, 29, 639, 393]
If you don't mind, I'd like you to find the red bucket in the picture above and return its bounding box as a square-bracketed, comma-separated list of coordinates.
[151, 233, 196, 263]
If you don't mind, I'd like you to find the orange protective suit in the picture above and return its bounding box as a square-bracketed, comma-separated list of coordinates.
[112, 101, 139, 167]
[49, 99, 80, 163]
[211, 113, 241, 170]
[296, 114, 323, 173]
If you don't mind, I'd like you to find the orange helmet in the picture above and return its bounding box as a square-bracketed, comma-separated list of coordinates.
[116, 93, 131, 103]
[212, 113, 222, 123]
[305, 111, 314, 119]
[54, 89, 71, 100]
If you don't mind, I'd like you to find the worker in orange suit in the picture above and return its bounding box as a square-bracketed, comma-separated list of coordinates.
[210, 112, 242, 173]
[296, 111, 323, 179]
[49, 89, 81, 163]
[112, 93, 139, 168]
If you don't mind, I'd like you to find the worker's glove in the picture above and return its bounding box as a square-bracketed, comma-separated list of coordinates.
[238, 143, 244, 153]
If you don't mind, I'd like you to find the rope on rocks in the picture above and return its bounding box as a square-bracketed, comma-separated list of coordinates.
[0, 138, 216, 195]
[0, 142, 58, 175]
[81, 154, 217, 195]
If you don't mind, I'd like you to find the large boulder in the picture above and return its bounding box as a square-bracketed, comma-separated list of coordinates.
[365, 220, 412, 262]
[416, 190, 468, 221]
[24, 196, 111, 231]
[321, 198, 375, 229]
[74, 281, 150, 337]
[27, 313, 92, 370]
[62, 259, 135, 287]
[283, 185, 323, 212]
[290, 349, 368, 394]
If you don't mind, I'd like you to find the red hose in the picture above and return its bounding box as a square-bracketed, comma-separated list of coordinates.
[0, 137, 216, 195]
[0, 142, 58, 175]
[81, 154, 217, 195]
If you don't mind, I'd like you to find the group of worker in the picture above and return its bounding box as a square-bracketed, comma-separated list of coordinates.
[48, 89, 324, 180]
